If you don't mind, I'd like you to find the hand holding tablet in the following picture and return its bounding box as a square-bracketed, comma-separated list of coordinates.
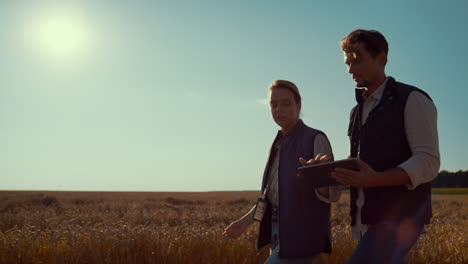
[298, 158, 359, 187]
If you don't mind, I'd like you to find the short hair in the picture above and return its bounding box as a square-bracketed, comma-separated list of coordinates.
[269, 80, 301, 105]
[341, 29, 389, 64]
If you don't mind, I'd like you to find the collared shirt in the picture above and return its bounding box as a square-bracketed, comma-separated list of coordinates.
[351, 76, 440, 240]
[267, 133, 341, 207]
[266, 140, 281, 207]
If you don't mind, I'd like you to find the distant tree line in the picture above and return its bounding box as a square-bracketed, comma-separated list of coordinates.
[432, 170, 468, 188]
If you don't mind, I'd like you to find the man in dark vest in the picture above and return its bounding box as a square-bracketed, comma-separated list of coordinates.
[331, 29, 440, 264]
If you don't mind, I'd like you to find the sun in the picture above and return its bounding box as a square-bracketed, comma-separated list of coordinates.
[26, 6, 92, 62]
[38, 14, 88, 57]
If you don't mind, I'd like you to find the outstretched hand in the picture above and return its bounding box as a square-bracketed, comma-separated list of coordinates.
[299, 153, 331, 166]
[223, 219, 249, 239]
[299, 153, 332, 196]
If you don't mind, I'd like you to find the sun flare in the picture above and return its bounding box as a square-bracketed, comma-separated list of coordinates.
[26, 6, 92, 61]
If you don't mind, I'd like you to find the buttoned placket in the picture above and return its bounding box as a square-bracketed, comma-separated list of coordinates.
[352, 78, 389, 241]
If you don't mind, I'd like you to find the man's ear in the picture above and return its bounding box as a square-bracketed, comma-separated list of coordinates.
[298, 103, 302, 118]
[377, 51, 387, 66]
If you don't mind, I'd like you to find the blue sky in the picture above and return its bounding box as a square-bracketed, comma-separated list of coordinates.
[1, 0, 467, 191]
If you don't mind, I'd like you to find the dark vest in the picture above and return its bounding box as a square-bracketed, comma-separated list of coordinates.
[257, 120, 332, 258]
[348, 77, 432, 225]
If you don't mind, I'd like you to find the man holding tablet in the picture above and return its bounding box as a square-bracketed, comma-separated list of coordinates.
[331, 29, 440, 263]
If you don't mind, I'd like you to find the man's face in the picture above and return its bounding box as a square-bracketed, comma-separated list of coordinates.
[344, 42, 385, 88]
[269, 88, 300, 129]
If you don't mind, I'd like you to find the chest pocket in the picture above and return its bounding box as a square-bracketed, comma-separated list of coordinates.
[367, 108, 405, 144]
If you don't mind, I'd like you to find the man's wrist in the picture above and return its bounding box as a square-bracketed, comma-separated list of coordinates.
[371, 171, 383, 187]
[370, 168, 411, 187]
[243, 213, 254, 225]
[316, 187, 330, 198]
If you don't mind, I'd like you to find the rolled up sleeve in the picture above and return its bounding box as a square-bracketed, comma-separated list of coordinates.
[398, 91, 440, 190]
[313, 133, 342, 203]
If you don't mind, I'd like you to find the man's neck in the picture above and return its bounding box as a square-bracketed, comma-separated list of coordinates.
[364, 75, 387, 97]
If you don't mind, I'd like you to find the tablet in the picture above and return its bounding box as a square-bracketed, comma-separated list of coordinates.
[298, 158, 359, 187]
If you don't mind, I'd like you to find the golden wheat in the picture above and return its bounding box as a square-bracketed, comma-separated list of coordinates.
[0, 191, 466, 264]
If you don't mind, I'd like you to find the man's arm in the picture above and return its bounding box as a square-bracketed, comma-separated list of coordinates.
[333, 162, 411, 187]
[398, 91, 440, 189]
[332, 91, 440, 188]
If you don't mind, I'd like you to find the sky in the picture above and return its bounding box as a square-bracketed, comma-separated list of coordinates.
[1, 0, 467, 191]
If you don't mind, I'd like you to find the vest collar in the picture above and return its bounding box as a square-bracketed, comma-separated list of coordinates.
[355, 76, 394, 105]
[278, 119, 305, 139]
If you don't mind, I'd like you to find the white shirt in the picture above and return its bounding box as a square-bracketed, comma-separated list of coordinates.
[351, 76, 440, 240]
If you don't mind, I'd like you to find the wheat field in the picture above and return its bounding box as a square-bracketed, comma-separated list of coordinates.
[0, 191, 466, 264]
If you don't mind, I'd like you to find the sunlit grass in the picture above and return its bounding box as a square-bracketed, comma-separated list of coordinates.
[432, 188, 468, 195]
[0, 191, 466, 263]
